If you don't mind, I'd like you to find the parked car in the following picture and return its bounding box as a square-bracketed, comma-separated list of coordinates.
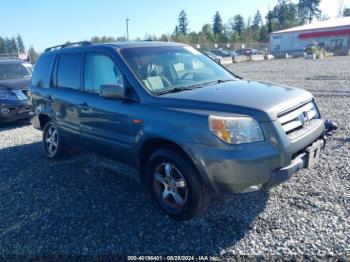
[203, 51, 222, 63]
[209, 49, 238, 58]
[0, 58, 32, 123]
[29, 41, 326, 220]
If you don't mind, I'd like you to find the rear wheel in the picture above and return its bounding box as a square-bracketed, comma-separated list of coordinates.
[146, 148, 211, 221]
[42, 121, 64, 159]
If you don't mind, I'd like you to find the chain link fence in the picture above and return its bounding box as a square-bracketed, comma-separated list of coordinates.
[192, 43, 269, 52]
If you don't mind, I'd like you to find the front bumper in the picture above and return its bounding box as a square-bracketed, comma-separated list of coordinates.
[0, 99, 29, 122]
[266, 138, 325, 189]
[184, 119, 325, 194]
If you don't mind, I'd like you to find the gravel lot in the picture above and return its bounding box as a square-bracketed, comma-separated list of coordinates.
[0, 56, 349, 257]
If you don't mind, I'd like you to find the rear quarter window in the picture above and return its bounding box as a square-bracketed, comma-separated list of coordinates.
[31, 55, 55, 88]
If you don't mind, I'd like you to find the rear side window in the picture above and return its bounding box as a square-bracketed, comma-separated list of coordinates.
[31, 55, 55, 88]
[56, 53, 83, 89]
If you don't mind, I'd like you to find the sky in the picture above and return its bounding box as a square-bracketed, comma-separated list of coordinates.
[1, 0, 349, 51]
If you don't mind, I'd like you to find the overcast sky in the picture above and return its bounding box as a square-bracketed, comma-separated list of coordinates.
[1, 0, 349, 51]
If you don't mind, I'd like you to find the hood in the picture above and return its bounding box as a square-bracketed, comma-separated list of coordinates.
[161, 80, 313, 120]
[0, 77, 31, 91]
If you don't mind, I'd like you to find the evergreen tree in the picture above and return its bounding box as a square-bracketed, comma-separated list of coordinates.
[298, 0, 321, 23]
[178, 10, 189, 35]
[172, 25, 180, 38]
[0, 37, 6, 54]
[252, 10, 263, 30]
[213, 11, 223, 35]
[259, 25, 269, 42]
[10, 37, 18, 53]
[232, 15, 245, 36]
[16, 34, 25, 53]
[4, 38, 12, 53]
[91, 36, 101, 43]
[28, 45, 38, 63]
[343, 8, 350, 17]
[267, 10, 274, 33]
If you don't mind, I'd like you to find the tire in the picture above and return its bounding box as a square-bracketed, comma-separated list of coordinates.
[146, 148, 211, 221]
[42, 121, 65, 159]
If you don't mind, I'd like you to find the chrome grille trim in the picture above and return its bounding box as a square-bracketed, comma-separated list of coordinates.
[278, 102, 319, 134]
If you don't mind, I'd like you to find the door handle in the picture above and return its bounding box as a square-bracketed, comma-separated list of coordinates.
[45, 95, 55, 102]
[79, 102, 93, 112]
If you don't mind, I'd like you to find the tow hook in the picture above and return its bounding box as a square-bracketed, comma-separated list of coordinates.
[325, 120, 338, 136]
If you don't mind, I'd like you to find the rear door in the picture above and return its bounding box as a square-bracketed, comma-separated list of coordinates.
[50, 52, 83, 140]
[77, 52, 133, 159]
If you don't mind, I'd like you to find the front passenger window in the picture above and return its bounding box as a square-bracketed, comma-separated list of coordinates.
[84, 53, 124, 94]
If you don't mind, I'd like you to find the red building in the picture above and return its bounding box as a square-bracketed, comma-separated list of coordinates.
[270, 17, 350, 55]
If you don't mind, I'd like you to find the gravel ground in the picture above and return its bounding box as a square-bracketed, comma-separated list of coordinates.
[0, 57, 349, 257]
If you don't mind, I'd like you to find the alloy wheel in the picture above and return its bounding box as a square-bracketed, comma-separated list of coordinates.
[45, 125, 58, 156]
[152, 162, 188, 212]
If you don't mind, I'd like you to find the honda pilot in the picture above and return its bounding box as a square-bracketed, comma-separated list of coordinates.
[29, 41, 326, 220]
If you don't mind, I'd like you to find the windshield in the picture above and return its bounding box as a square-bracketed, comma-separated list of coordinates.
[120, 46, 236, 94]
[0, 63, 32, 81]
[23, 63, 34, 74]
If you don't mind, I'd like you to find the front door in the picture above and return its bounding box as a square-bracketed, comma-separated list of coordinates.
[77, 52, 133, 159]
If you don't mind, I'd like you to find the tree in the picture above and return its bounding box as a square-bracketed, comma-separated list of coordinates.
[252, 10, 263, 30]
[187, 32, 198, 44]
[0, 37, 6, 54]
[28, 45, 38, 63]
[178, 10, 189, 35]
[298, 0, 321, 24]
[199, 24, 214, 43]
[266, 10, 274, 33]
[16, 34, 25, 53]
[259, 25, 269, 42]
[232, 15, 245, 36]
[91, 36, 101, 43]
[273, 0, 299, 30]
[4, 37, 18, 54]
[213, 11, 223, 35]
[159, 34, 170, 42]
[171, 25, 180, 38]
[343, 8, 350, 17]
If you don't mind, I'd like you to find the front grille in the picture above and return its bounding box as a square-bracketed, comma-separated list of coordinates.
[278, 101, 319, 137]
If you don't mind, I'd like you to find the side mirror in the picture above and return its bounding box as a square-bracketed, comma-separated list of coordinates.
[100, 84, 127, 99]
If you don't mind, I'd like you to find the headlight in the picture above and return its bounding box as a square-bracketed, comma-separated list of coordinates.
[0, 90, 16, 100]
[209, 115, 264, 144]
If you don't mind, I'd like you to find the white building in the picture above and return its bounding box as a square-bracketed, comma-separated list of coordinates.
[270, 17, 350, 54]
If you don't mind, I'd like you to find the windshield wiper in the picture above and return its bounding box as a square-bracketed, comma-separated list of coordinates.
[156, 79, 235, 96]
[189, 79, 235, 89]
[156, 86, 195, 95]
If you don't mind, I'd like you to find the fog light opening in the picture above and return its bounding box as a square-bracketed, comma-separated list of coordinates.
[242, 184, 263, 193]
[1, 108, 10, 116]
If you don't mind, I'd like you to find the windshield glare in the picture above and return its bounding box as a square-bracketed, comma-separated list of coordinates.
[0, 63, 32, 81]
[121, 46, 235, 94]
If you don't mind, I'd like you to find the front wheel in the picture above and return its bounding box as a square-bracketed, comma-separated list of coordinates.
[42, 121, 64, 159]
[146, 148, 211, 221]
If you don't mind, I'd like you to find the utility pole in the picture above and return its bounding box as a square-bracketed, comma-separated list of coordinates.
[338, 0, 344, 18]
[126, 18, 130, 41]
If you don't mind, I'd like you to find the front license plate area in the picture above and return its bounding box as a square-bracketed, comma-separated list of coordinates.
[305, 140, 322, 168]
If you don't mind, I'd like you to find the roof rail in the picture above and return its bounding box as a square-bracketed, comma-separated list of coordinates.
[44, 41, 92, 52]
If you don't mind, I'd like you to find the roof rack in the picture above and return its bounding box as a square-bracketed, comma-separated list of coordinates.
[44, 41, 92, 52]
